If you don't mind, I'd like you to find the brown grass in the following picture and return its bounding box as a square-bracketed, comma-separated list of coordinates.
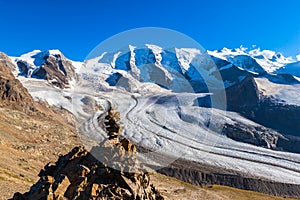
[0, 107, 80, 200]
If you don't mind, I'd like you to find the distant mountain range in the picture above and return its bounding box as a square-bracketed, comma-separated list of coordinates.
[8, 46, 300, 95]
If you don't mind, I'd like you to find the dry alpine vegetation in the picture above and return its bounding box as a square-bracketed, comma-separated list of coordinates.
[0, 106, 79, 199]
[0, 52, 297, 199]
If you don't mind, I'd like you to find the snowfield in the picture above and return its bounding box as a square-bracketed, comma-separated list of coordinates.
[73, 89, 300, 184]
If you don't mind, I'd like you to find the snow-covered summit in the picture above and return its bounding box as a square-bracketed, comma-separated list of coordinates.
[10, 49, 81, 89]
[14, 49, 63, 65]
[83, 44, 222, 93]
[10, 49, 63, 76]
[208, 46, 295, 73]
[82, 44, 300, 94]
[7, 45, 299, 93]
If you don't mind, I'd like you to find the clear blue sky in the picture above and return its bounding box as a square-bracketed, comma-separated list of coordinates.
[1, 0, 300, 61]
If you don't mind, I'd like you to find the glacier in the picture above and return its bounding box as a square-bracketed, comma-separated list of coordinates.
[7, 45, 300, 186]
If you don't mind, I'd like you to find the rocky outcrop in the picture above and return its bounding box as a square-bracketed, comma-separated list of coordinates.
[12, 146, 163, 200]
[223, 121, 300, 153]
[222, 123, 281, 149]
[35, 54, 76, 89]
[0, 52, 35, 113]
[12, 108, 164, 200]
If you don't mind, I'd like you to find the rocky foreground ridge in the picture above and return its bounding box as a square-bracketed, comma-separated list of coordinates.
[12, 108, 164, 200]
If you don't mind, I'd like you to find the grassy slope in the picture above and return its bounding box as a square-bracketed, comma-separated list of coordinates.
[0, 107, 79, 199]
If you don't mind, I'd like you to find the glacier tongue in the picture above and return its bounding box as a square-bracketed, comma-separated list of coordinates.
[72, 85, 300, 185]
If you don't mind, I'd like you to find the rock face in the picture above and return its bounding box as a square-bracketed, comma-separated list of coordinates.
[226, 75, 260, 113]
[35, 54, 76, 89]
[0, 52, 35, 112]
[222, 123, 280, 149]
[12, 108, 164, 200]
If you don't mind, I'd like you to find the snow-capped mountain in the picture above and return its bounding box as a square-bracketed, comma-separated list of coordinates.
[208, 46, 295, 73]
[82, 45, 300, 95]
[10, 50, 79, 89]
[11, 45, 300, 92]
[83, 44, 222, 94]
[9, 46, 300, 137]
[4, 45, 300, 187]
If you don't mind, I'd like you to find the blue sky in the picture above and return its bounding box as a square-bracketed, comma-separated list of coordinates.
[1, 0, 300, 61]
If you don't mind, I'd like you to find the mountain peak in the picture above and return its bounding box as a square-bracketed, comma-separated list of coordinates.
[10, 49, 77, 89]
[208, 46, 296, 73]
[48, 49, 63, 55]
